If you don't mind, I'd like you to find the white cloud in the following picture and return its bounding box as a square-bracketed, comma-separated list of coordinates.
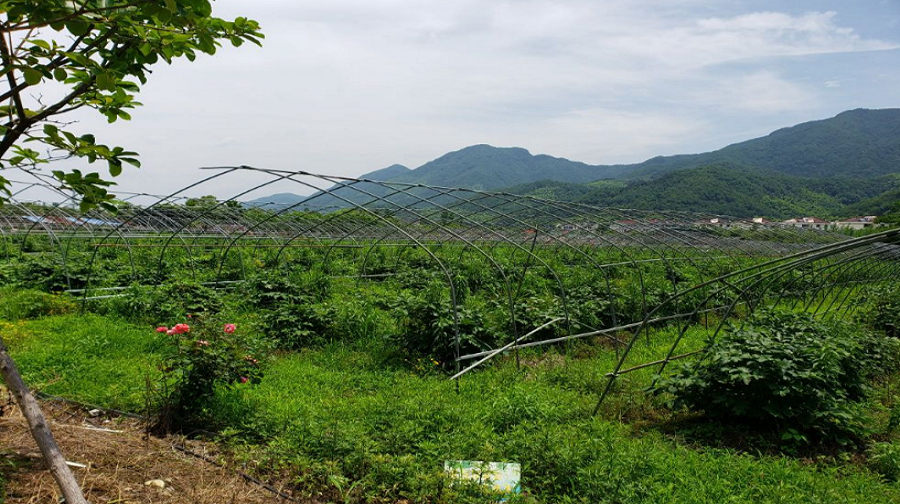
[39, 1, 900, 195]
[694, 71, 818, 113]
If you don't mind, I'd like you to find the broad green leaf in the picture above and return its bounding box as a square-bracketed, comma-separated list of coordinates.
[96, 72, 111, 91]
[22, 67, 42, 85]
[65, 20, 90, 36]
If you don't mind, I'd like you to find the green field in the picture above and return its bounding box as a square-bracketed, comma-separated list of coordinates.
[2, 226, 900, 503]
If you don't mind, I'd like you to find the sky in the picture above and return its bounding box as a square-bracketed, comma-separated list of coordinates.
[35, 0, 900, 197]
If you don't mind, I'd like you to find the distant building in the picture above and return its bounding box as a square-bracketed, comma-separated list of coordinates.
[782, 217, 830, 230]
[833, 216, 878, 230]
[697, 217, 729, 227]
[610, 219, 637, 232]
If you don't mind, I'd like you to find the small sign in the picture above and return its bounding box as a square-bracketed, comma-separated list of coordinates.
[444, 460, 521, 495]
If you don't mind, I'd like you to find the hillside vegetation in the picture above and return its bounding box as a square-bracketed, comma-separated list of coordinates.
[510, 165, 900, 219]
[249, 108, 900, 218]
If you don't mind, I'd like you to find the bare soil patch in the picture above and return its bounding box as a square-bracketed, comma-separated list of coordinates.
[0, 397, 292, 504]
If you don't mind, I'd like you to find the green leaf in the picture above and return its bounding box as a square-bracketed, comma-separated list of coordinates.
[108, 160, 122, 177]
[96, 73, 112, 91]
[65, 20, 90, 36]
[120, 157, 141, 168]
[53, 67, 67, 81]
[22, 67, 42, 85]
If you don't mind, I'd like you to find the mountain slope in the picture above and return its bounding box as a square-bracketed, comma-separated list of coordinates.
[361, 108, 900, 188]
[507, 164, 897, 218]
[247, 108, 900, 213]
[619, 108, 900, 179]
[381, 144, 616, 189]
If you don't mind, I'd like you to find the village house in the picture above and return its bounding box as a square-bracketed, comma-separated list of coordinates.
[781, 217, 830, 230]
[833, 216, 878, 230]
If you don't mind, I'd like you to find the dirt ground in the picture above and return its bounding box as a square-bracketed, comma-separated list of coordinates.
[0, 397, 295, 504]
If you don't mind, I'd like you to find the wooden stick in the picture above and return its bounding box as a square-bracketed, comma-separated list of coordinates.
[0, 335, 88, 504]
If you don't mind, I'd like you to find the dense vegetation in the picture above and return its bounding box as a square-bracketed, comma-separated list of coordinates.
[617, 108, 900, 180]
[256, 108, 900, 218]
[3, 226, 900, 502]
[509, 165, 900, 219]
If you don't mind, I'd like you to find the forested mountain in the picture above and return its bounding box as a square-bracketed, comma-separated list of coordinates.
[360, 108, 900, 186]
[377, 144, 613, 189]
[248, 108, 900, 215]
[507, 165, 900, 219]
[616, 108, 900, 179]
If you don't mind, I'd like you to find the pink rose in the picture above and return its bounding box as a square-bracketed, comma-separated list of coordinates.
[156, 326, 168, 333]
[173, 323, 190, 334]
[166, 329, 176, 335]
[239, 376, 249, 384]
[223, 323, 236, 334]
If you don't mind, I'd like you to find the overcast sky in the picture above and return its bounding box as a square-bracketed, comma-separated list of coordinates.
[47, 0, 900, 197]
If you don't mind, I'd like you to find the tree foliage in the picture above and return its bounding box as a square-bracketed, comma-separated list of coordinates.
[0, 0, 262, 210]
[652, 311, 899, 442]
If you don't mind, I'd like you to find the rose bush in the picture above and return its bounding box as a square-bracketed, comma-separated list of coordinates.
[154, 316, 263, 432]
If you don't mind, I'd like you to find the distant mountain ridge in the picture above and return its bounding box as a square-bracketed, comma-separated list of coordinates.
[246, 108, 900, 216]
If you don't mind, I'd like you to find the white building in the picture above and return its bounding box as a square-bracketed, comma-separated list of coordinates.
[834, 216, 878, 230]
[781, 217, 830, 230]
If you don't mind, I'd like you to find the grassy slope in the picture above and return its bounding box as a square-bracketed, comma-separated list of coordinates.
[3, 313, 900, 503]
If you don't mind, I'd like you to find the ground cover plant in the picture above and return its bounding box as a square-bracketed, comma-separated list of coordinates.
[2, 279, 900, 502]
[652, 310, 900, 444]
[2, 211, 900, 502]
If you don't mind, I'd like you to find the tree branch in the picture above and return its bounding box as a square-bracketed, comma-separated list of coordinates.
[0, 29, 27, 121]
[8, 0, 154, 31]
[0, 41, 130, 158]
[0, 30, 104, 105]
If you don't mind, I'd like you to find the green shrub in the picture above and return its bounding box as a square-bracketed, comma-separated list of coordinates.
[869, 441, 900, 482]
[0, 288, 75, 320]
[246, 271, 338, 349]
[247, 268, 330, 307]
[652, 310, 898, 441]
[154, 315, 264, 431]
[259, 301, 334, 349]
[106, 280, 223, 323]
[861, 285, 900, 338]
[390, 280, 498, 365]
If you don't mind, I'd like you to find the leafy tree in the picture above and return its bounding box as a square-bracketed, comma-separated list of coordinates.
[875, 200, 900, 225]
[0, 0, 262, 210]
[186, 194, 238, 208]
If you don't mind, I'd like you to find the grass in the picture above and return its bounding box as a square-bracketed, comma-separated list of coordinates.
[4, 310, 900, 503]
[0, 313, 165, 411]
